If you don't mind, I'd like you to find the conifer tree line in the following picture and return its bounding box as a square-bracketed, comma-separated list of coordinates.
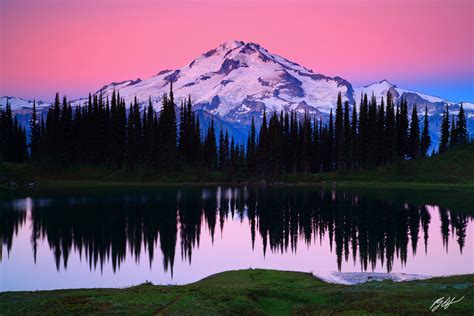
[0, 102, 28, 162]
[23, 83, 246, 173]
[0, 87, 470, 177]
[439, 103, 469, 152]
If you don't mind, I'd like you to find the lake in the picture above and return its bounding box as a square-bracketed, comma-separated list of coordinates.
[0, 186, 472, 291]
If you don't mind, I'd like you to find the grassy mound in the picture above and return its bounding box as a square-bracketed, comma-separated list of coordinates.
[0, 269, 472, 315]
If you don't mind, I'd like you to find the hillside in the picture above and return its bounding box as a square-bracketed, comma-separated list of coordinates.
[0, 269, 472, 315]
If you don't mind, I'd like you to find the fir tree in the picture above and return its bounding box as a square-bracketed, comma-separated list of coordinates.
[384, 91, 397, 162]
[327, 109, 334, 171]
[246, 117, 257, 176]
[456, 103, 468, 145]
[408, 104, 420, 159]
[450, 115, 458, 147]
[157, 82, 178, 170]
[439, 105, 450, 152]
[343, 101, 351, 169]
[420, 106, 431, 157]
[350, 102, 358, 170]
[204, 118, 217, 169]
[30, 99, 40, 160]
[334, 92, 344, 169]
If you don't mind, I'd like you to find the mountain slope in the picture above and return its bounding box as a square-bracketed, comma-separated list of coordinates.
[355, 80, 474, 147]
[1, 40, 473, 146]
[93, 40, 354, 127]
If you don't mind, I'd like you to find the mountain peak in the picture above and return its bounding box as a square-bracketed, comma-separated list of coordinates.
[363, 79, 396, 88]
[379, 79, 394, 85]
[219, 40, 245, 50]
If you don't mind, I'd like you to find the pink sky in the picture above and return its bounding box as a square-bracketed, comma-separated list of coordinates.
[1, 0, 473, 102]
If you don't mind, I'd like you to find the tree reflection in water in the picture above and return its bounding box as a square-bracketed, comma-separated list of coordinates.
[0, 187, 470, 274]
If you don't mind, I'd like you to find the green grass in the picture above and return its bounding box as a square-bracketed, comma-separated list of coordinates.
[284, 144, 474, 188]
[1, 144, 473, 189]
[0, 269, 472, 315]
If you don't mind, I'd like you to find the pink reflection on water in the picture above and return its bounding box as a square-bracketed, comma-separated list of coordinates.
[0, 197, 473, 291]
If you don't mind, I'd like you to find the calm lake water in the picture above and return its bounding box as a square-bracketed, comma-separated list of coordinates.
[0, 186, 472, 291]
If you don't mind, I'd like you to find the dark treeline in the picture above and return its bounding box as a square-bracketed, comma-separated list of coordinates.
[0, 103, 28, 163]
[26, 83, 247, 175]
[0, 86, 470, 178]
[0, 187, 470, 273]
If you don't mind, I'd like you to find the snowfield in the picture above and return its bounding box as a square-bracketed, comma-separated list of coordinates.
[313, 270, 431, 285]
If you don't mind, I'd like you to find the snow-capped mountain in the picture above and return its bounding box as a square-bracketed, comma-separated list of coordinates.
[0, 96, 51, 112]
[1, 40, 473, 146]
[93, 40, 354, 128]
[354, 79, 474, 147]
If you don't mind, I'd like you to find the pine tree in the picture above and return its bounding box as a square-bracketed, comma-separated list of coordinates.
[408, 104, 420, 159]
[343, 101, 351, 169]
[0, 100, 28, 163]
[358, 93, 368, 168]
[246, 117, 257, 176]
[30, 99, 40, 160]
[384, 91, 397, 162]
[420, 106, 431, 157]
[257, 110, 268, 175]
[376, 97, 385, 164]
[204, 117, 217, 169]
[218, 126, 225, 170]
[299, 113, 312, 173]
[327, 110, 334, 171]
[450, 115, 458, 147]
[367, 93, 378, 167]
[290, 111, 298, 172]
[144, 96, 155, 163]
[396, 97, 409, 158]
[350, 102, 358, 170]
[334, 92, 344, 169]
[439, 105, 450, 152]
[157, 82, 178, 170]
[456, 103, 468, 145]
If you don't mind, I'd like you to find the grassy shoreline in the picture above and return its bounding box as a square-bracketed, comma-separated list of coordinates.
[2, 144, 474, 189]
[1, 269, 472, 315]
[1, 163, 473, 190]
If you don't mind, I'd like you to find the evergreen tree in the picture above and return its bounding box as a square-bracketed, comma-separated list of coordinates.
[384, 91, 397, 162]
[204, 118, 217, 169]
[327, 110, 334, 171]
[420, 106, 431, 157]
[144, 96, 155, 163]
[358, 94, 368, 168]
[0, 101, 27, 162]
[367, 93, 378, 167]
[450, 115, 458, 147]
[396, 97, 409, 158]
[376, 97, 385, 164]
[342, 101, 351, 169]
[218, 126, 225, 170]
[456, 103, 468, 145]
[299, 113, 311, 173]
[334, 92, 344, 169]
[350, 102, 358, 170]
[257, 110, 269, 175]
[246, 117, 257, 176]
[408, 104, 420, 159]
[30, 99, 40, 160]
[157, 82, 178, 170]
[439, 105, 450, 152]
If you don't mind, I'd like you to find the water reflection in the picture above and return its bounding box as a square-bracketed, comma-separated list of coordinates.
[0, 186, 472, 289]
